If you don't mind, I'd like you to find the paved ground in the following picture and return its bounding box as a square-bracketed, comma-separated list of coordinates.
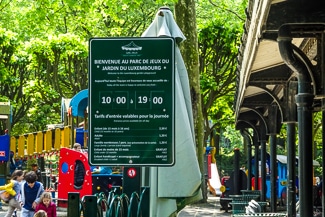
[0, 205, 68, 217]
[177, 196, 231, 217]
[0, 196, 231, 217]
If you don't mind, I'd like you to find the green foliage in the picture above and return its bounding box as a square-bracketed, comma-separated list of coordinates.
[0, 28, 18, 82]
[197, 0, 246, 28]
[311, 112, 322, 177]
[26, 34, 89, 97]
[0, 0, 249, 157]
[0, 28, 37, 133]
[197, 0, 246, 152]
[1, 0, 174, 40]
[217, 147, 246, 176]
[4, 34, 89, 134]
[0, 0, 252, 157]
[222, 125, 243, 150]
[0, 0, 178, 135]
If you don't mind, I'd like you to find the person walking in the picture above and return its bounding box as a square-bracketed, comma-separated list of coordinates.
[0, 170, 24, 217]
[20, 171, 44, 217]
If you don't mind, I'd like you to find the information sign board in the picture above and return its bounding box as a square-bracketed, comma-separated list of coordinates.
[89, 37, 175, 166]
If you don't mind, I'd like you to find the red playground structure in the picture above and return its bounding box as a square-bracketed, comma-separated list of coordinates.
[57, 148, 92, 207]
[57, 147, 123, 207]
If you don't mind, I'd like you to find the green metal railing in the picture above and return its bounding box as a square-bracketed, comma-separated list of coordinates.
[127, 192, 139, 217]
[96, 192, 107, 217]
[233, 214, 287, 217]
[67, 187, 150, 217]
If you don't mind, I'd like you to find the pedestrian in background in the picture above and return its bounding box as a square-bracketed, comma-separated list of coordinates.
[31, 163, 43, 184]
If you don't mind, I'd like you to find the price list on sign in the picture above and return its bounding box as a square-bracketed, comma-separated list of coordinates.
[88, 37, 175, 166]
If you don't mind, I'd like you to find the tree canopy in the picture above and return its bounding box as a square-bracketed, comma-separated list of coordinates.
[0, 0, 177, 134]
[196, 0, 246, 152]
[0, 0, 247, 137]
[0, 0, 252, 176]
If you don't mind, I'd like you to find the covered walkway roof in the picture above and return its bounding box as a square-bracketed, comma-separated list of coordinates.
[234, 0, 325, 216]
[234, 0, 325, 132]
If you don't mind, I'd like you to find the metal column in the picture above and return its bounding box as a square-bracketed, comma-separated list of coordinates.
[287, 122, 297, 217]
[296, 93, 314, 217]
[269, 135, 277, 212]
[260, 139, 267, 202]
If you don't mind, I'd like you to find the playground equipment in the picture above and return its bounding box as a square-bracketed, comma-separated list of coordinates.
[219, 150, 320, 212]
[5, 90, 88, 165]
[0, 102, 12, 185]
[2, 89, 123, 207]
[61, 89, 89, 148]
[58, 89, 122, 207]
[251, 154, 320, 205]
[0, 134, 10, 185]
[205, 147, 222, 196]
[58, 147, 122, 207]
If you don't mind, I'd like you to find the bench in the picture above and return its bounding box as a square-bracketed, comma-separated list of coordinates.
[229, 194, 261, 214]
[241, 190, 261, 199]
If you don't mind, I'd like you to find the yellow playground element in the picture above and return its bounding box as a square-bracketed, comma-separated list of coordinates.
[5, 89, 89, 159]
[10, 126, 74, 158]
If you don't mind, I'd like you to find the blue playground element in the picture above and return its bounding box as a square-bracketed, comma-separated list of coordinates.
[75, 127, 88, 147]
[0, 134, 10, 162]
[251, 154, 287, 200]
[69, 89, 88, 117]
[251, 154, 318, 202]
[0, 134, 10, 186]
[61, 89, 89, 147]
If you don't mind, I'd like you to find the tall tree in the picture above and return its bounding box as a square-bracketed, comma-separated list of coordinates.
[196, 0, 246, 154]
[175, 0, 206, 202]
[0, 28, 37, 134]
[198, 20, 242, 154]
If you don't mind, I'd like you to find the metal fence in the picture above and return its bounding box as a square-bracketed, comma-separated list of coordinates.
[67, 187, 150, 217]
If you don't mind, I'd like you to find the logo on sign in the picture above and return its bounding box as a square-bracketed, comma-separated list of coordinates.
[0, 151, 5, 156]
[121, 41, 142, 57]
[121, 41, 142, 51]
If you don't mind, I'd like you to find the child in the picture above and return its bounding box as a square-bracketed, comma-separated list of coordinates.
[0, 170, 24, 217]
[35, 192, 56, 217]
[0, 178, 16, 202]
[73, 143, 82, 152]
[20, 171, 44, 217]
[33, 210, 47, 217]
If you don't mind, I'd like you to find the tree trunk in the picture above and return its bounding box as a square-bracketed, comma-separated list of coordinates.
[175, 0, 206, 202]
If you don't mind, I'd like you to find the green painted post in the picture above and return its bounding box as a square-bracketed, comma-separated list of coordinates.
[67, 192, 80, 217]
[123, 167, 141, 198]
[138, 187, 150, 217]
[83, 195, 98, 216]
